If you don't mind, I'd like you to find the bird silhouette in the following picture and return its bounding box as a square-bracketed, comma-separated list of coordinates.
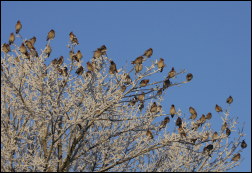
[15, 20, 22, 34]
[46, 29, 55, 41]
[9, 33, 15, 45]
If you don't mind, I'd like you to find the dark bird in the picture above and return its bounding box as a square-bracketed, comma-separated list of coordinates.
[221, 122, 227, 131]
[30, 49, 38, 57]
[215, 104, 223, 112]
[135, 63, 143, 73]
[124, 74, 132, 85]
[203, 144, 214, 157]
[199, 114, 206, 125]
[93, 49, 102, 59]
[226, 127, 231, 137]
[2, 43, 11, 53]
[226, 96, 233, 104]
[178, 127, 187, 138]
[62, 67, 68, 77]
[129, 96, 138, 106]
[191, 138, 197, 144]
[212, 132, 218, 142]
[121, 85, 127, 93]
[57, 56, 64, 66]
[76, 50, 83, 61]
[51, 58, 58, 66]
[9, 33, 15, 45]
[99, 45, 107, 54]
[186, 73, 193, 81]
[143, 48, 153, 58]
[150, 102, 158, 113]
[146, 130, 154, 139]
[46, 29, 55, 41]
[76, 66, 84, 75]
[44, 44, 52, 57]
[69, 32, 79, 44]
[176, 117, 182, 127]
[159, 117, 170, 130]
[170, 104, 176, 118]
[168, 67, 176, 78]
[163, 78, 171, 90]
[109, 60, 118, 74]
[157, 105, 162, 113]
[69, 50, 77, 61]
[157, 89, 163, 96]
[140, 79, 149, 87]
[29, 36, 36, 46]
[87, 62, 94, 72]
[189, 107, 197, 118]
[25, 40, 35, 50]
[131, 56, 144, 64]
[241, 140, 247, 149]
[158, 58, 165, 72]
[15, 20, 22, 34]
[138, 92, 145, 102]
[206, 112, 212, 120]
[231, 153, 240, 161]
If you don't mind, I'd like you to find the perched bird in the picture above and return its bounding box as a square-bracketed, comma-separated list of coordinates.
[69, 50, 78, 61]
[19, 43, 28, 55]
[190, 113, 197, 120]
[170, 104, 176, 118]
[157, 58, 165, 72]
[157, 89, 163, 96]
[140, 79, 149, 87]
[138, 92, 145, 102]
[226, 127, 231, 137]
[189, 107, 197, 118]
[30, 49, 38, 57]
[69, 32, 79, 44]
[212, 132, 218, 142]
[124, 74, 132, 85]
[241, 140, 247, 149]
[163, 78, 171, 90]
[2, 43, 11, 53]
[150, 102, 158, 113]
[186, 73, 193, 81]
[135, 63, 143, 73]
[51, 58, 58, 66]
[76, 50, 83, 62]
[206, 112, 212, 120]
[121, 85, 127, 93]
[178, 127, 187, 138]
[143, 48, 153, 58]
[9, 33, 15, 45]
[168, 67, 176, 78]
[29, 36, 36, 46]
[15, 20, 22, 34]
[93, 49, 102, 59]
[203, 144, 214, 157]
[176, 117, 182, 127]
[62, 67, 68, 77]
[201, 132, 209, 141]
[146, 130, 154, 139]
[226, 96, 233, 105]
[131, 56, 144, 64]
[46, 29, 55, 41]
[199, 114, 206, 125]
[76, 66, 84, 75]
[87, 62, 94, 72]
[109, 60, 118, 74]
[139, 101, 144, 111]
[215, 104, 223, 112]
[129, 96, 138, 106]
[57, 56, 64, 66]
[85, 71, 92, 78]
[221, 122, 227, 131]
[159, 117, 170, 130]
[44, 44, 52, 57]
[231, 153, 240, 161]
[25, 40, 35, 50]
[99, 45, 107, 54]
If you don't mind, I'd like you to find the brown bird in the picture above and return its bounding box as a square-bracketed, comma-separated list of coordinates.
[241, 140, 247, 149]
[109, 60, 118, 74]
[76, 66, 84, 75]
[99, 45, 107, 54]
[221, 122, 227, 131]
[157, 105, 162, 113]
[215, 104, 223, 112]
[124, 74, 132, 85]
[226, 96, 233, 104]
[157, 89, 163, 96]
[150, 102, 158, 113]
[189, 107, 197, 117]
[143, 48, 153, 58]
[87, 62, 94, 72]
[57, 56, 64, 66]
[29, 36, 36, 46]
[15, 20, 22, 34]
[44, 44, 52, 57]
[2, 43, 11, 53]
[129, 96, 138, 106]
[158, 58, 165, 72]
[138, 92, 145, 102]
[168, 67, 176, 78]
[226, 127, 231, 136]
[212, 132, 218, 142]
[25, 40, 35, 50]
[131, 56, 144, 64]
[62, 67, 68, 77]
[52, 58, 58, 66]
[76, 50, 83, 61]
[121, 85, 127, 93]
[93, 49, 102, 59]
[46, 29, 55, 41]
[135, 63, 143, 73]
[199, 114, 206, 125]
[170, 104, 176, 118]
[69, 32, 79, 44]
[163, 78, 171, 90]
[69, 50, 76, 61]
[159, 117, 170, 130]
[19, 43, 27, 54]
[203, 144, 214, 157]
[231, 153, 240, 161]
[146, 130, 154, 139]
[85, 71, 92, 78]
[178, 127, 187, 138]
[186, 73, 193, 81]
[190, 113, 197, 120]
[140, 79, 149, 87]
[9, 33, 15, 45]
[30, 49, 38, 57]
[176, 117, 182, 127]
[206, 112, 212, 120]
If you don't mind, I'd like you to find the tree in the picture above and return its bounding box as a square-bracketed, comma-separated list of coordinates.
[1, 21, 247, 172]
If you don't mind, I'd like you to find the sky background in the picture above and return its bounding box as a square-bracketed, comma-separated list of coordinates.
[1, 1, 251, 172]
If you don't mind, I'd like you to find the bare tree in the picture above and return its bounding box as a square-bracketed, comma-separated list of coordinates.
[1, 21, 247, 172]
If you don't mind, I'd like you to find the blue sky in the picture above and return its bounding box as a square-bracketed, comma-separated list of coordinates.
[1, 1, 251, 172]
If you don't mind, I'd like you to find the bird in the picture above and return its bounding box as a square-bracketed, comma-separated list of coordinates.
[189, 113, 197, 120]
[121, 85, 127, 93]
[57, 56, 64, 66]
[157, 105, 162, 113]
[87, 62, 94, 72]
[203, 144, 214, 157]
[15, 20, 22, 34]
[146, 130, 154, 139]
[170, 104, 176, 118]
[76, 66, 84, 75]
[231, 153, 240, 161]
[221, 122, 227, 131]
[168, 67, 176, 78]
[206, 112, 212, 120]
[76, 50, 83, 61]
[159, 117, 170, 130]
[124, 74, 132, 85]
[25, 40, 35, 50]
[140, 79, 149, 87]
[135, 63, 143, 73]
[44, 44, 52, 57]
[85, 71, 92, 78]
[178, 127, 186, 138]
[163, 78, 171, 90]
[19, 43, 28, 56]
[176, 117, 182, 127]
[51, 58, 58, 66]
[99, 45, 107, 55]
[157, 58, 165, 72]
[226, 127, 231, 137]
[201, 132, 209, 141]
[93, 49, 102, 59]
[62, 67, 68, 77]
[129, 97, 138, 106]
[131, 56, 144, 64]
[226, 96, 233, 105]
[30, 49, 38, 57]
[241, 140, 247, 149]
[189, 107, 197, 118]
[69, 32, 79, 44]
[9, 33, 15, 45]
[150, 102, 158, 113]
[138, 92, 145, 102]
[46, 29, 55, 41]
[215, 104, 223, 112]
[29, 36, 36, 46]
[143, 48, 153, 58]
[157, 89, 163, 96]
[199, 114, 206, 125]
[2, 43, 11, 53]
[109, 61, 118, 74]
[186, 73, 193, 81]
[139, 101, 144, 111]
[69, 50, 77, 61]
[212, 132, 218, 142]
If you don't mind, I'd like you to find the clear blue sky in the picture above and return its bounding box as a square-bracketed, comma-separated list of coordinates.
[1, 1, 251, 172]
